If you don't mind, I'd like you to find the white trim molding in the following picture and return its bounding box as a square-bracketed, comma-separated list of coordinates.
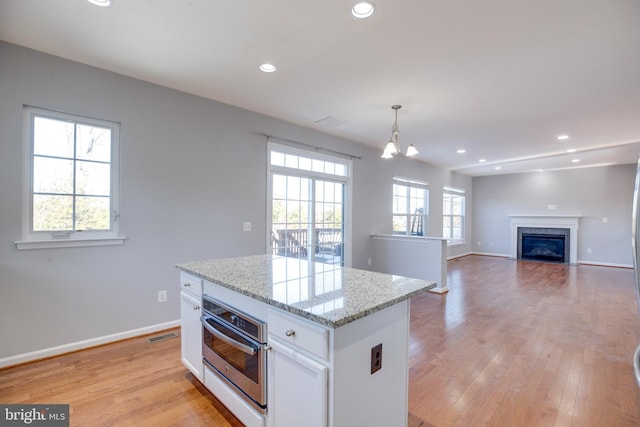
[15, 236, 127, 250]
[0, 320, 179, 369]
[510, 215, 581, 264]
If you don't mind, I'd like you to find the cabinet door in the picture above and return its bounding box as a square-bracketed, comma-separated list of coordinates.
[268, 338, 327, 427]
[180, 290, 202, 381]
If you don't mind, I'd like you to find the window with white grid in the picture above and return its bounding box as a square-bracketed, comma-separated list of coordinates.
[443, 187, 465, 244]
[393, 177, 428, 236]
[18, 107, 122, 249]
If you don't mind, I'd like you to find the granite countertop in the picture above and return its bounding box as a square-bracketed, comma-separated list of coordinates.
[176, 254, 435, 328]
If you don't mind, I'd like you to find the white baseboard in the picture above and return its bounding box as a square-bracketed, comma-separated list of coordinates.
[577, 260, 633, 269]
[447, 251, 473, 260]
[463, 251, 510, 259]
[0, 320, 180, 369]
[465, 252, 633, 269]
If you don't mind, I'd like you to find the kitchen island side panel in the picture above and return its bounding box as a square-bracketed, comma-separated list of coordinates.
[331, 300, 410, 426]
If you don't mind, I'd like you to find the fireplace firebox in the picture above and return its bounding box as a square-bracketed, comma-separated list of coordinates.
[517, 227, 570, 263]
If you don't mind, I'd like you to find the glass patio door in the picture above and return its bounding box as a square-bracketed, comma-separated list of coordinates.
[269, 145, 349, 266]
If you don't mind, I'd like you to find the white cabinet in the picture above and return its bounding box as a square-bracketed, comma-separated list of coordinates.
[267, 308, 329, 427]
[268, 309, 329, 361]
[181, 273, 202, 296]
[180, 273, 202, 381]
[267, 338, 327, 427]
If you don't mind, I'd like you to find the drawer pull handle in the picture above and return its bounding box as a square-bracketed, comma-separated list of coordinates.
[285, 329, 296, 337]
[184, 283, 191, 287]
[193, 305, 199, 311]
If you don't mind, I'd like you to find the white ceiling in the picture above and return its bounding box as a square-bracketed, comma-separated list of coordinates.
[1, 0, 639, 176]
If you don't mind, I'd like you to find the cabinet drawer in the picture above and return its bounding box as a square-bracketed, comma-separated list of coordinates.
[180, 272, 202, 297]
[268, 309, 329, 361]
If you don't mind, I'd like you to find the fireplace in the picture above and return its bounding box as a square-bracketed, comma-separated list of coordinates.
[518, 227, 570, 263]
[510, 215, 581, 265]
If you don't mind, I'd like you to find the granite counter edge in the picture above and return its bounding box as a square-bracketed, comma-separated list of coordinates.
[177, 264, 436, 329]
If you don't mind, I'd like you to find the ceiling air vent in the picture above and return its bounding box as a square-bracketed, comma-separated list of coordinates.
[314, 115, 348, 128]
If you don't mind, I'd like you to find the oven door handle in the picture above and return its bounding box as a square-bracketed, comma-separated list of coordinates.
[201, 315, 258, 356]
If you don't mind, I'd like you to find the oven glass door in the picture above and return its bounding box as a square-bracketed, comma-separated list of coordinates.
[202, 315, 260, 383]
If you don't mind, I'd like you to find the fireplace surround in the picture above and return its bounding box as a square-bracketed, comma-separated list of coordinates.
[510, 215, 581, 265]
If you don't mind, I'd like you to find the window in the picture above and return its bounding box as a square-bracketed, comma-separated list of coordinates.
[269, 144, 351, 266]
[443, 187, 465, 243]
[393, 177, 428, 236]
[18, 107, 123, 249]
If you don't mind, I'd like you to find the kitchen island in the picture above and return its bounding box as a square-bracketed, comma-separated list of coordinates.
[177, 254, 435, 427]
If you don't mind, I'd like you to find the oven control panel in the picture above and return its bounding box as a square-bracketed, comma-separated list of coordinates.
[202, 295, 266, 343]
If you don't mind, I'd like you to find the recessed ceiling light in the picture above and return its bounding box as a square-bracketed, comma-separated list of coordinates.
[566, 148, 576, 153]
[495, 166, 502, 170]
[536, 169, 545, 172]
[259, 63, 276, 73]
[557, 134, 570, 140]
[351, 2, 375, 19]
[479, 159, 486, 163]
[457, 149, 466, 154]
[87, 0, 111, 6]
[572, 159, 580, 163]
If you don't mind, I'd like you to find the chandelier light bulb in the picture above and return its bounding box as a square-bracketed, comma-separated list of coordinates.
[406, 144, 419, 157]
[384, 140, 397, 155]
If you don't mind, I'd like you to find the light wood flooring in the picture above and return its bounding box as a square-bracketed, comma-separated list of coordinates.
[2, 255, 640, 426]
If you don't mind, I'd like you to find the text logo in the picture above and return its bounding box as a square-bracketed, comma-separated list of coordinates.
[1, 404, 69, 426]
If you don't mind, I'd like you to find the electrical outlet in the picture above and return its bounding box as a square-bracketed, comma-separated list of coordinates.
[157, 290, 167, 303]
[587, 248, 592, 254]
[367, 258, 372, 266]
[243, 222, 252, 232]
[371, 343, 382, 375]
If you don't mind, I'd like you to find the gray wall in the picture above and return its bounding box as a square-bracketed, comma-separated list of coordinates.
[0, 42, 471, 360]
[472, 165, 635, 266]
[355, 151, 473, 260]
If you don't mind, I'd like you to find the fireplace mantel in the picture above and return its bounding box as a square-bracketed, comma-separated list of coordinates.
[509, 215, 581, 264]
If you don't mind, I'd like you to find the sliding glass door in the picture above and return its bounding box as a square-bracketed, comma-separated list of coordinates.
[269, 145, 349, 266]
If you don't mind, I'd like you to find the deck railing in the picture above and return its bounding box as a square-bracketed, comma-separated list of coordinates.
[272, 228, 343, 262]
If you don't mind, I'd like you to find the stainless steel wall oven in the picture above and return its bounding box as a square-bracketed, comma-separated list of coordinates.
[201, 295, 267, 413]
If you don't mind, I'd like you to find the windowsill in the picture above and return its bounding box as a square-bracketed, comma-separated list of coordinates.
[15, 236, 127, 250]
[372, 233, 447, 242]
[447, 240, 466, 247]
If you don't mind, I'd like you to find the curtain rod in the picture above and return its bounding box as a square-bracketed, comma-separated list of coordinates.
[254, 132, 362, 160]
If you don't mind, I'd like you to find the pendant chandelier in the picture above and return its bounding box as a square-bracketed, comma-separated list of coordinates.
[381, 105, 418, 159]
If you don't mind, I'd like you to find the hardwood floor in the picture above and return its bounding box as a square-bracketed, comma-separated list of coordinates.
[0, 329, 243, 427]
[408, 256, 640, 427]
[2, 255, 640, 426]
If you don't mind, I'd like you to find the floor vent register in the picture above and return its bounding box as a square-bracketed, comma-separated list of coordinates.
[146, 332, 178, 344]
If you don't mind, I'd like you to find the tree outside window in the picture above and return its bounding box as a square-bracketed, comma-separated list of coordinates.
[24, 107, 120, 241]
